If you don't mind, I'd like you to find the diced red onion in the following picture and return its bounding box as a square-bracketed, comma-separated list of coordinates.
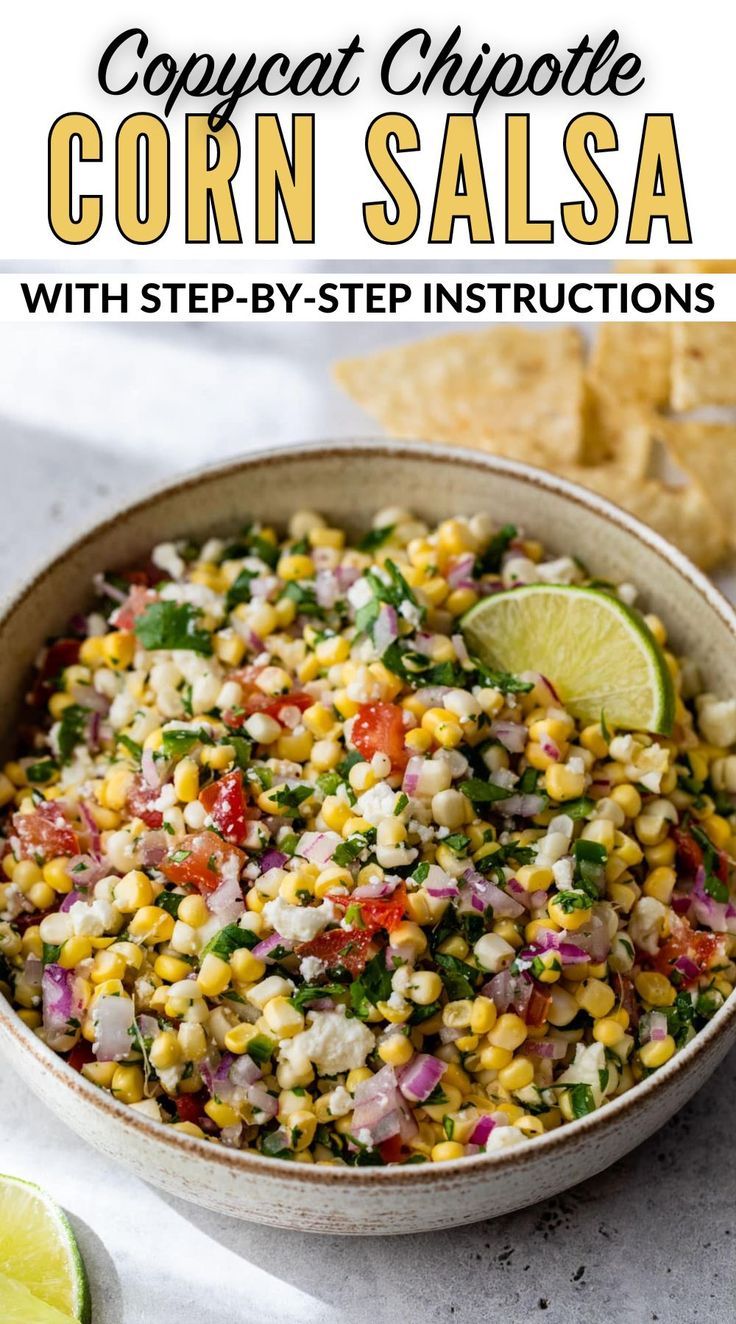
[79, 802, 102, 859]
[574, 914, 611, 963]
[23, 954, 42, 994]
[353, 877, 399, 899]
[66, 855, 107, 890]
[524, 1038, 568, 1059]
[451, 633, 470, 665]
[137, 1014, 159, 1040]
[315, 570, 340, 610]
[207, 866, 244, 923]
[673, 954, 701, 983]
[247, 1083, 279, 1117]
[413, 686, 452, 708]
[297, 831, 342, 866]
[483, 968, 533, 1018]
[412, 633, 434, 657]
[252, 932, 293, 961]
[93, 573, 128, 604]
[691, 865, 729, 932]
[373, 604, 399, 653]
[447, 554, 476, 589]
[59, 890, 82, 912]
[92, 993, 135, 1061]
[352, 1064, 418, 1144]
[336, 564, 360, 592]
[141, 748, 162, 789]
[490, 720, 528, 754]
[439, 1026, 462, 1044]
[532, 929, 590, 964]
[250, 575, 279, 600]
[468, 1114, 496, 1145]
[397, 1053, 447, 1104]
[459, 867, 524, 918]
[261, 849, 288, 872]
[139, 831, 169, 869]
[69, 682, 110, 715]
[402, 756, 425, 796]
[229, 1054, 262, 1087]
[495, 792, 546, 818]
[540, 736, 561, 761]
[650, 1011, 668, 1042]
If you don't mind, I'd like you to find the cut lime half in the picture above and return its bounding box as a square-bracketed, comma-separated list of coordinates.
[462, 584, 675, 734]
[0, 1176, 90, 1324]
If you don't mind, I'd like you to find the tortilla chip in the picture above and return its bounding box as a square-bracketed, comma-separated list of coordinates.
[558, 464, 727, 569]
[670, 324, 736, 409]
[580, 381, 653, 479]
[588, 323, 671, 409]
[656, 419, 736, 546]
[616, 260, 736, 273]
[334, 328, 585, 462]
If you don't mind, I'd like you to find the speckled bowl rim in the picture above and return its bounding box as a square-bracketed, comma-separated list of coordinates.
[1, 438, 735, 1188]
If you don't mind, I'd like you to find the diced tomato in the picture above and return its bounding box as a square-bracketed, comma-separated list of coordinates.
[66, 1041, 95, 1073]
[199, 770, 247, 844]
[654, 915, 721, 987]
[352, 702, 408, 772]
[12, 803, 79, 863]
[673, 828, 703, 880]
[126, 774, 164, 829]
[295, 927, 374, 976]
[112, 584, 157, 632]
[378, 1134, 404, 1164]
[223, 670, 313, 730]
[175, 1091, 207, 1124]
[328, 883, 407, 936]
[525, 983, 552, 1027]
[160, 829, 245, 893]
[27, 638, 81, 708]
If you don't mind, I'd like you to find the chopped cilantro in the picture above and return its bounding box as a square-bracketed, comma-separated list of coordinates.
[568, 1083, 596, 1117]
[271, 784, 314, 816]
[57, 704, 88, 764]
[228, 736, 252, 771]
[357, 525, 396, 552]
[225, 568, 257, 611]
[424, 1084, 448, 1106]
[435, 952, 478, 1000]
[41, 942, 62, 965]
[441, 833, 471, 855]
[317, 771, 341, 797]
[134, 602, 212, 655]
[291, 983, 346, 1012]
[333, 832, 374, 867]
[475, 523, 517, 576]
[349, 950, 392, 1019]
[156, 891, 184, 917]
[411, 861, 430, 884]
[470, 658, 533, 695]
[201, 924, 259, 960]
[161, 728, 212, 759]
[26, 759, 58, 785]
[460, 778, 514, 807]
[247, 1034, 276, 1065]
[564, 797, 595, 821]
[117, 734, 143, 763]
[394, 793, 409, 817]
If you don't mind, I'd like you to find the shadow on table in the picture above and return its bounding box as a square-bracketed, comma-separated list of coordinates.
[155, 1045, 736, 1324]
[66, 1213, 124, 1324]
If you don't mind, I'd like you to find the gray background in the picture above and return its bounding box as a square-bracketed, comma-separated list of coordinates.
[1, 317, 734, 1323]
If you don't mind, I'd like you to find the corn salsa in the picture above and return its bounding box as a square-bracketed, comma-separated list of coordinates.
[1, 507, 735, 1166]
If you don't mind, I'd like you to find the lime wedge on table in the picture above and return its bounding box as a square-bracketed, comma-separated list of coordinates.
[0, 1176, 90, 1324]
[462, 584, 675, 734]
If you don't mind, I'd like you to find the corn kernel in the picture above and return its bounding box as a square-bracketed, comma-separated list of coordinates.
[198, 953, 232, 997]
[639, 1035, 676, 1069]
[635, 971, 676, 1006]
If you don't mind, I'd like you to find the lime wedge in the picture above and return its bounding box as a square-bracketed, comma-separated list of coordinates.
[0, 1269, 77, 1323]
[462, 584, 675, 734]
[0, 1177, 90, 1324]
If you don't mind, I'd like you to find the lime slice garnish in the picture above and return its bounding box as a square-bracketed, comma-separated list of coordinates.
[0, 1269, 77, 1323]
[0, 1177, 90, 1324]
[462, 584, 675, 734]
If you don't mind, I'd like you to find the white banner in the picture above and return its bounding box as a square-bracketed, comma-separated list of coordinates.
[1, 0, 733, 260]
[0, 271, 732, 322]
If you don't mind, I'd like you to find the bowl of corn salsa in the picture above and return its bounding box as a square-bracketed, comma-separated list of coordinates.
[1, 441, 736, 1234]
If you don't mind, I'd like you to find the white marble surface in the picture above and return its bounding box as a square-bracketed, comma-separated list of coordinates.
[1, 320, 735, 1324]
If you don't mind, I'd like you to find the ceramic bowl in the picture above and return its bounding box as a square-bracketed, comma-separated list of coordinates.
[1, 441, 735, 1235]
